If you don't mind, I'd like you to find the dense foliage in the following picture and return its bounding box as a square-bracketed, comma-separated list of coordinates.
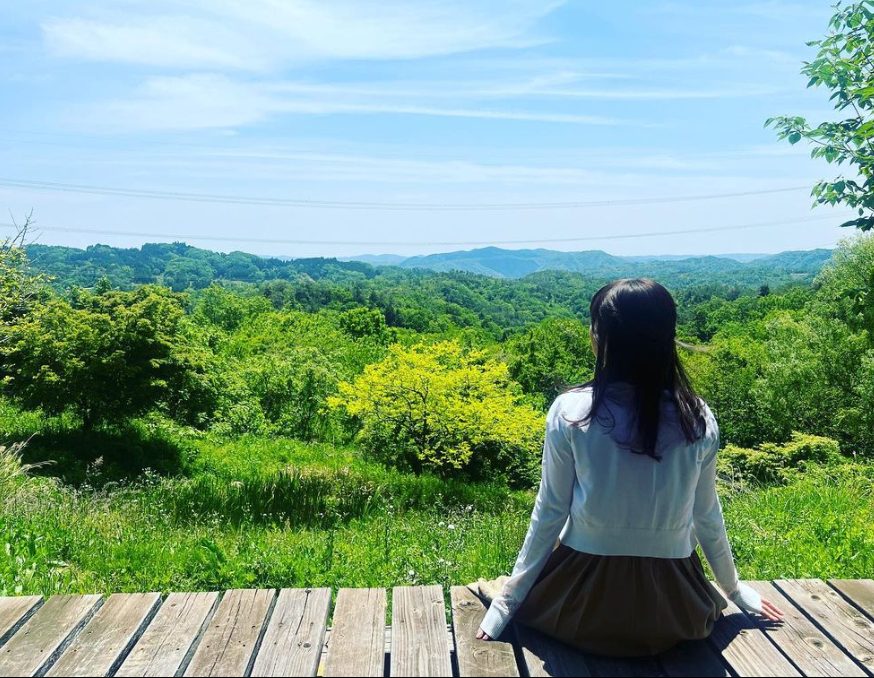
[3, 236, 874, 477]
[505, 317, 595, 406]
[24, 243, 832, 341]
[0, 286, 193, 430]
[1, 232, 873, 596]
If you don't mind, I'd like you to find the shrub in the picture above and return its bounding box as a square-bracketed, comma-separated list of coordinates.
[238, 349, 339, 441]
[329, 340, 542, 486]
[719, 432, 843, 484]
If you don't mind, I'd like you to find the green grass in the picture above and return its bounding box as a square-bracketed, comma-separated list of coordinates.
[722, 464, 874, 578]
[1, 474, 529, 596]
[1, 406, 872, 597]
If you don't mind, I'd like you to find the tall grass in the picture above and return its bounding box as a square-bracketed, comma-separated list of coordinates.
[1, 477, 529, 596]
[723, 464, 874, 578]
[1, 406, 871, 597]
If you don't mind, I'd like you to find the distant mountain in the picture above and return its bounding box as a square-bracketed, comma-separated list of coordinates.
[623, 253, 768, 263]
[712, 253, 770, 263]
[25, 241, 834, 295]
[752, 249, 835, 270]
[344, 247, 833, 279]
[396, 247, 623, 278]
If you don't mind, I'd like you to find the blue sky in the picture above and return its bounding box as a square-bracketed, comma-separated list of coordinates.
[0, 0, 860, 258]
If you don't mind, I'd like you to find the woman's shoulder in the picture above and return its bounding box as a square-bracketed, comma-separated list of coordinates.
[548, 386, 594, 423]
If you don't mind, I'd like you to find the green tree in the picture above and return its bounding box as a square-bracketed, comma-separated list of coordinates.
[814, 234, 874, 338]
[329, 340, 543, 486]
[505, 317, 594, 406]
[162, 256, 214, 291]
[338, 307, 393, 342]
[0, 285, 191, 430]
[0, 217, 46, 329]
[193, 284, 272, 332]
[757, 312, 865, 449]
[686, 332, 785, 447]
[767, 1, 874, 231]
[240, 348, 339, 440]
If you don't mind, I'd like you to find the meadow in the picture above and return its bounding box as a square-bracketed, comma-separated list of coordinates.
[2, 409, 872, 598]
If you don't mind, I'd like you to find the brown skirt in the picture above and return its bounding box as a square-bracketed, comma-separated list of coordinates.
[513, 544, 727, 657]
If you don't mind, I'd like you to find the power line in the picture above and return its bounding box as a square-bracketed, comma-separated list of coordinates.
[0, 177, 811, 211]
[0, 213, 842, 247]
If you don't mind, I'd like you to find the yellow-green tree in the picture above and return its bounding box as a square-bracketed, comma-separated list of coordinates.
[329, 340, 543, 486]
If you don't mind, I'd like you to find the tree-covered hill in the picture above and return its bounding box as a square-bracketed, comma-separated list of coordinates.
[23, 241, 835, 336]
[26, 242, 379, 291]
[354, 245, 834, 279]
[27, 241, 832, 292]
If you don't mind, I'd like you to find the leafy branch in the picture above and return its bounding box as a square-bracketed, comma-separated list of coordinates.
[766, 1, 874, 231]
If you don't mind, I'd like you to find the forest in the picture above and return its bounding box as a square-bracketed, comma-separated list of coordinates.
[1, 233, 872, 596]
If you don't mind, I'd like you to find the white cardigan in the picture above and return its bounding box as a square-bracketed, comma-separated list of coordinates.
[479, 385, 762, 639]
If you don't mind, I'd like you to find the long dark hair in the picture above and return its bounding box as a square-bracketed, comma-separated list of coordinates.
[570, 278, 704, 460]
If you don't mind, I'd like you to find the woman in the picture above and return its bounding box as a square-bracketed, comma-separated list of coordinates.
[476, 278, 783, 656]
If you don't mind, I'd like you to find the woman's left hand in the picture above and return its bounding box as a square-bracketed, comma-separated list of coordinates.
[759, 598, 785, 623]
[476, 628, 492, 641]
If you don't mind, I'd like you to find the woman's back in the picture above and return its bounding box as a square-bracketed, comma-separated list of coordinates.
[547, 385, 718, 559]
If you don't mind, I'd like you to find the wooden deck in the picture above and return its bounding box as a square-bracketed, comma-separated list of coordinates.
[0, 579, 871, 677]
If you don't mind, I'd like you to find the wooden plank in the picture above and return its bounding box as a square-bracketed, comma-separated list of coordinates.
[0, 594, 102, 677]
[116, 592, 219, 677]
[0, 597, 42, 646]
[582, 653, 663, 677]
[745, 581, 865, 677]
[658, 641, 730, 677]
[324, 588, 386, 678]
[708, 596, 800, 677]
[390, 585, 452, 677]
[776, 578, 874, 674]
[184, 589, 274, 677]
[829, 579, 874, 619]
[514, 625, 591, 678]
[449, 586, 519, 677]
[47, 593, 161, 677]
[251, 588, 330, 677]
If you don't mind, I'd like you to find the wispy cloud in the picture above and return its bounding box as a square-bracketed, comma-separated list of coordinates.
[42, 16, 262, 70]
[43, 0, 564, 71]
[80, 73, 636, 132]
[269, 75, 782, 101]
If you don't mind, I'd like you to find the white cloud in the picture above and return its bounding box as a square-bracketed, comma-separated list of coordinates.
[99, 75, 276, 130]
[267, 75, 782, 102]
[79, 73, 632, 132]
[722, 45, 796, 65]
[501, 84, 784, 100]
[43, 16, 263, 70]
[42, 0, 564, 71]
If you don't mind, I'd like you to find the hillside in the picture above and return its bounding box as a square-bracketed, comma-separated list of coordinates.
[349, 246, 834, 279]
[26, 242, 833, 291]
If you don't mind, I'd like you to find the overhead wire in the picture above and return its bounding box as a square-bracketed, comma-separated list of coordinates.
[0, 213, 843, 247]
[0, 177, 811, 212]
